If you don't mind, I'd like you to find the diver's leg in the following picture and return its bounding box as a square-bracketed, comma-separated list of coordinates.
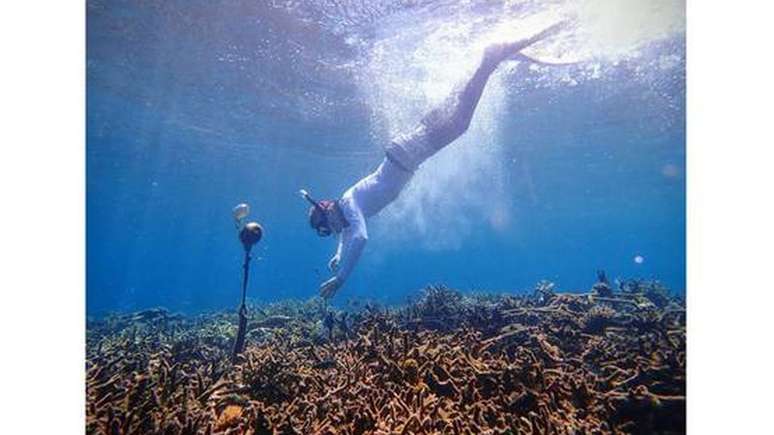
[422, 21, 566, 146]
[385, 21, 567, 172]
[419, 50, 502, 146]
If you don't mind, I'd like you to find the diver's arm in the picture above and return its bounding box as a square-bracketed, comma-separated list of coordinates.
[334, 221, 368, 283]
[329, 234, 344, 271]
[319, 229, 367, 298]
[320, 203, 368, 298]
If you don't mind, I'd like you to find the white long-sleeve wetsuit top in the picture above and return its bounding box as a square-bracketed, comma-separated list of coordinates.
[333, 156, 413, 282]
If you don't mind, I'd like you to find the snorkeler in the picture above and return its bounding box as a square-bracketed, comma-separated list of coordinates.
[302, 21, 568, 299]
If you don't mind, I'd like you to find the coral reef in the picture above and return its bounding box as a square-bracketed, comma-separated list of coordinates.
[86, 278, 685, 434]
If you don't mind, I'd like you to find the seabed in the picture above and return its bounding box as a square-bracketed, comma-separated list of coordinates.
[86, 277, 685, 434]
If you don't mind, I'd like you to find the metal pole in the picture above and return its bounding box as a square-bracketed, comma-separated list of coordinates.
[231, 250, 251, 361]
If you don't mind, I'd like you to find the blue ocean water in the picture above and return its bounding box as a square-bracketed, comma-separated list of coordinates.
[87, 0, 685, 315]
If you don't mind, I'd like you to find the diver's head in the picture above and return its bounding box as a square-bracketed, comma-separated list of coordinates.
[300, 189, 341, 237]
[308, 200, 338, 237]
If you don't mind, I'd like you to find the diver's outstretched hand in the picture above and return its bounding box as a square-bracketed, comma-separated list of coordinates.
[320, 276, 342, 299]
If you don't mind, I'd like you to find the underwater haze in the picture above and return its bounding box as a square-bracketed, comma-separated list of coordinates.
[87, 0, 685, 315]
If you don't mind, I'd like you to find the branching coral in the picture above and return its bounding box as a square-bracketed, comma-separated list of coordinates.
[87, 281, 685, 434]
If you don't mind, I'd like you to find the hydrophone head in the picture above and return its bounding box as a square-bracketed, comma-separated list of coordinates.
[239, 222, 263, 251]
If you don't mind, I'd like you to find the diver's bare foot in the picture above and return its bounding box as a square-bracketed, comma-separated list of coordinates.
[484, 20, 569, 65]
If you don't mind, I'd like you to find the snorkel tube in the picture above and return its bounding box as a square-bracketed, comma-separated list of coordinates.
[230, 203, 263, 361]
[299, 189, 324, 210]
